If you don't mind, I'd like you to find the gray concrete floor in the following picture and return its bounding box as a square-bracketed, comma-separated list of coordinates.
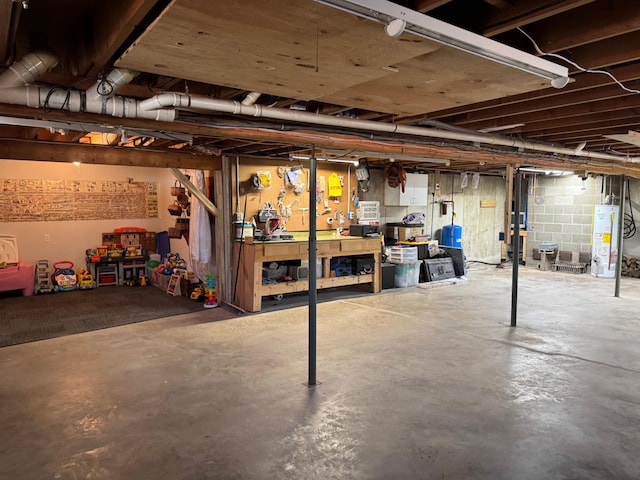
[1, 264, 639, 479]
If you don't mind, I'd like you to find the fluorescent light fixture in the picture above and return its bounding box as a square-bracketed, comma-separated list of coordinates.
[290, 154, 358, 165]
[519, 167, 574, 176]
[317, 0, 569, 88]
[321, 149, 451, 166]
[479, 123, 525, 133]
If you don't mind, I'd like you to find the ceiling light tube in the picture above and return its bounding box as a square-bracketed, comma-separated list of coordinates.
[322, 149, 451, 165]
[317, 0, 569, 88]
[290, 154, 358, 165]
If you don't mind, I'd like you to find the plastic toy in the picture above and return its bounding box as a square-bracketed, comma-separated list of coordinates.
[203, 273, 217, 308]
[190, 286, 204, 301]
[76, 267, 94, 290]
[52, 261, 78, 292]
[34, 259, 55, 294]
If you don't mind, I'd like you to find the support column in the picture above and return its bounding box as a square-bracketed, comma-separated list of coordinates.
[511, 168, 521, 327]
[308, 148, 318, 386]
[615, 175, 626, 297]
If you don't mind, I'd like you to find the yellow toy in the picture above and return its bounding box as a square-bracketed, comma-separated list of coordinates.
[76, 267, 94, 290]
[190, 286, 204, 301]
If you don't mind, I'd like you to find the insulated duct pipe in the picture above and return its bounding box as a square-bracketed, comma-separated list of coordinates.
[0, 83, 176, 121]
[0, 51, 58, 88]
[87, 68, 140, 101]
[241, 91, 262, 106]
[139, 93, 640, 164]
[0, 53, 175, 121]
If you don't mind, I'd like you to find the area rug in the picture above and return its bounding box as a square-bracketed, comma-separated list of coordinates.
[0, 286, 232, 347]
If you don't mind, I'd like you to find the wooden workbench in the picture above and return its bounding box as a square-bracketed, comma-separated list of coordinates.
[234, 235, 382, 312]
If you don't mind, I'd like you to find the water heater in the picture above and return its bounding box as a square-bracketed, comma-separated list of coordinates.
[591, 205, 619, 278]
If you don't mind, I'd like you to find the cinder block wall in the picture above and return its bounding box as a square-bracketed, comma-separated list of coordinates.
[527, 175, 602, 262]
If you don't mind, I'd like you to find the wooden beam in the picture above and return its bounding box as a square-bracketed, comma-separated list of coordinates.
[213, 170, 225, 303]
[482, 0, 595, 37]
[482, 0, 512, 8]
[561, 31, 640, 71]
[73, 0, 159, 76]
[526, 0, 640, 52]
[0, 0, 14, 65]
[0, 104, 638, 175]
[459, 95, 640, 131]
[0, 138, 220, 170]
[451, 84, 635, 126]
[414, 0, 451, 13]
[408, 62, 640, 124]
[170, 168, 218, 217]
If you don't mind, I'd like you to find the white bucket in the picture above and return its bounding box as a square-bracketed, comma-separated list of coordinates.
[235, 222, 254, 240]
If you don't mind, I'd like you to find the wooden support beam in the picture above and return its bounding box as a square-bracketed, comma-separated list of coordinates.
[414, 0, 451, 13]
[74, 0, 158, 76]
[482, 0, 595, 37]
[0, 138, 220, 170]
[213, 171, 226, 303]
[170, 168, 218, 217]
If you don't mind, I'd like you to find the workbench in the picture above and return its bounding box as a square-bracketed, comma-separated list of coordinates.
[234, 234, 383, 312]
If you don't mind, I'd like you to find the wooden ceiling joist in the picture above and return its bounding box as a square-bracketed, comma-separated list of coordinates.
[0, 138, 220, 170]
[482, 0, 595, 37]
[525, 0, 640, 52]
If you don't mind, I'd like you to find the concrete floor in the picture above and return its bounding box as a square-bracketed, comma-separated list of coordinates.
[1, 264, 639, 479]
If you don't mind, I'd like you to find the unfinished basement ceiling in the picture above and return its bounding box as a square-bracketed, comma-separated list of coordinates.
[115, 0, 550, 116]
[2, 0, 640, 175]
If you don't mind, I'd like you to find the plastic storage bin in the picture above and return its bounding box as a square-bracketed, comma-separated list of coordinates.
[394, 262, 420, 288]
[388, 246, 418, 264]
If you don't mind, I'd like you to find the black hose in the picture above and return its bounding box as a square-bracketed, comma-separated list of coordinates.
[624, 177, 637, 239]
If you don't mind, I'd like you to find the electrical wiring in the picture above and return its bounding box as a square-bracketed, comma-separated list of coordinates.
[518, 27, 640, 95]
[624, 177, 637, 239]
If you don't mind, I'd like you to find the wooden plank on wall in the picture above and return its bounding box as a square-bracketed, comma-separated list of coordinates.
[214, 170, 226, 303]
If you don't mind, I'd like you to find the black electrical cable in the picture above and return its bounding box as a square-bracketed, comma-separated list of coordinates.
[623, 177, 637, 239]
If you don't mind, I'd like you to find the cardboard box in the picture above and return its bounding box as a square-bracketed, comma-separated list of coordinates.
[386, 223, 424, 241]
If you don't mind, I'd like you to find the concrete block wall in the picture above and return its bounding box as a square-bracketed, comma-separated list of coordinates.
[527, 174, 601, 262]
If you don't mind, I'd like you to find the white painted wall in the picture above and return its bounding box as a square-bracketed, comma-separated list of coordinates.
[0, 160, 191, 270]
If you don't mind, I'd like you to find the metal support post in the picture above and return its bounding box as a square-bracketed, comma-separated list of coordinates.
[511, 169, 521, 327]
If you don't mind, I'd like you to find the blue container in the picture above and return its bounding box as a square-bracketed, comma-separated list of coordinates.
[441, 224, 462, 248]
